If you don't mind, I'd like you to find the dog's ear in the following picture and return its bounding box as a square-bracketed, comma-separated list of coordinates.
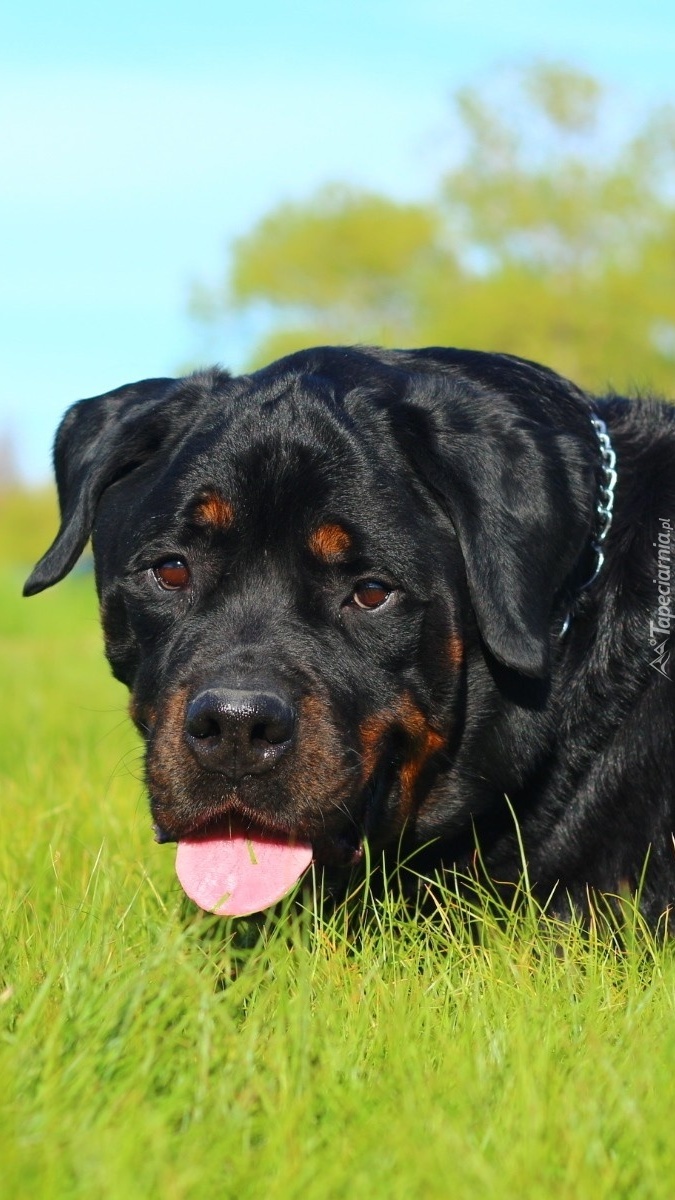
[24, 377, 178, 596]
[389, 356, 597, 679]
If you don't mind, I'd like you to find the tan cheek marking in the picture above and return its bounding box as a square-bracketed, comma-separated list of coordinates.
[399, 726, 445, 811]
[447, 634, 464, 670]
[146, 686, 191, 823]
[397, 695, 445, 814]
[359, 696, 445, 815]
[308, 523, 352, 562]
[288, 693, 356, 816]
[359, 711, 396, 785]
[194, 492, 234, 530]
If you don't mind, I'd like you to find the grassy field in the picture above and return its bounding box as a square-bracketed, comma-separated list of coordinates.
[3, 546, 675, 1199]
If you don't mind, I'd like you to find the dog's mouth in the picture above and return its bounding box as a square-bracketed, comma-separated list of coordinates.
[163, 765, 393, 918]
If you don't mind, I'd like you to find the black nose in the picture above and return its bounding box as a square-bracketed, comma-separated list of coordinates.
[184, 687, 296, 779]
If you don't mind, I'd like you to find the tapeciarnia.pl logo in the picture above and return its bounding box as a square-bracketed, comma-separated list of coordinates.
[650, 517, 672, 679]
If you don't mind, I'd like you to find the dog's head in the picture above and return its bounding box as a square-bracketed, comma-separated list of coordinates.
[26, 347, 598, 907]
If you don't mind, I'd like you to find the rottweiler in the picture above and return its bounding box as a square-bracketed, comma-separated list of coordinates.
[24, 346, 675, 923]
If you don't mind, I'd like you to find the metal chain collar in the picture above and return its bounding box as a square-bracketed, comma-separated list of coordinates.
[559, 413, 617, 638]
[581, 414, 618, 591]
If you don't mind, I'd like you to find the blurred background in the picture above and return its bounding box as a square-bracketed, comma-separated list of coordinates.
[2, 0, 675, 563]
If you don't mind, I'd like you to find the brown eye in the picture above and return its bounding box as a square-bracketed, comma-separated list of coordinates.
[152, 558, 191, 590]
[351, 581, 392, 610]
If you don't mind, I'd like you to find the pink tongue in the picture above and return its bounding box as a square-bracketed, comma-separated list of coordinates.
[175, 828, 313, 917]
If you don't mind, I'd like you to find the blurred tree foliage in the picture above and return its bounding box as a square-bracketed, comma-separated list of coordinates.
[192, 63, 675, 393]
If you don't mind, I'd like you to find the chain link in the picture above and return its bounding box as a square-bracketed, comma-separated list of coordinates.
[581, 415, 617, 590]
[559, 413, 617, 638]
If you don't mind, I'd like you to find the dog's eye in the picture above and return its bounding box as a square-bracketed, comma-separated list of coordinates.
[152, 558, 191, 590]
[350, 581, 391, 610]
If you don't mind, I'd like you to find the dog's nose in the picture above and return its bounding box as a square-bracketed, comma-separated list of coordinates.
[184, 687, 296, 779]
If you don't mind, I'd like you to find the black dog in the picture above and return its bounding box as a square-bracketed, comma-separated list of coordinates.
[25, 346, 675, 922]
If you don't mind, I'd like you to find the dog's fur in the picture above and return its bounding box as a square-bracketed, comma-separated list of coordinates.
[25, 346, 675, 922]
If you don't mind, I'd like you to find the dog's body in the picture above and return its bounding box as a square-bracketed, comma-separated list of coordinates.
[26, 346, 675, 922]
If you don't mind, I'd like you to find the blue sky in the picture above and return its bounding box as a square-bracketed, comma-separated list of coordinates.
[2, 0, 675, 480]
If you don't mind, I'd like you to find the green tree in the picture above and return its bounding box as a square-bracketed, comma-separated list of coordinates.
[192, 63, 675, 394]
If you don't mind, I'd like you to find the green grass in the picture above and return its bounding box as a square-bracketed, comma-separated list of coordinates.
[3, 561, 675, 1199]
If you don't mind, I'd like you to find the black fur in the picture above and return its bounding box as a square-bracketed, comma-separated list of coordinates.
[25, 346, 675, 923]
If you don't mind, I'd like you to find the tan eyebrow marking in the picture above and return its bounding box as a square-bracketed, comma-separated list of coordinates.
[193, 492, 235, 530]
[308, 523, 352, 562]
